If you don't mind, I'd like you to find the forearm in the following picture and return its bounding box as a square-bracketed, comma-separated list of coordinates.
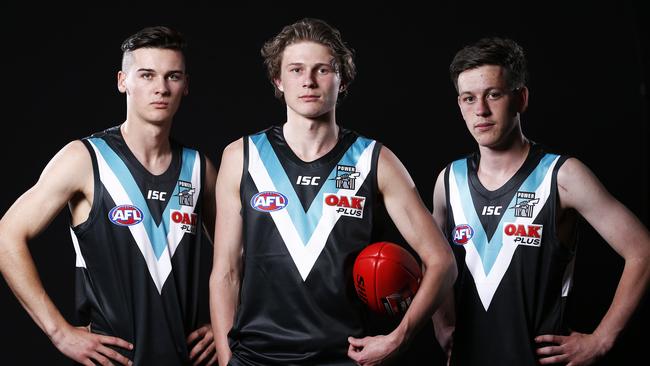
[0, 236, 69, 340]
[210, 268, 240, 366]
[593, 256, 650, 347]
[432, 293, 455, 353]
[392, 255, 457, 346]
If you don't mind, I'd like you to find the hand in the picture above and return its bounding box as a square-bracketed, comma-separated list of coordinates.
[535, 331, 611, 366]
[347, 335, 400, 366]
[187, 324, 216, 366]
[52, 324, 133, 366]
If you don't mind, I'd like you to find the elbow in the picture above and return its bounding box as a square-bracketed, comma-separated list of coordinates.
[442, 252, 458, 291]
[209, 262, 241, 289]
[427, 249, 457, 292]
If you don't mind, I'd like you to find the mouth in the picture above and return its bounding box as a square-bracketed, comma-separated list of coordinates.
[151, 101, 169, 109]
[474, 122, 494, 131]
[299, 95, 320, 102]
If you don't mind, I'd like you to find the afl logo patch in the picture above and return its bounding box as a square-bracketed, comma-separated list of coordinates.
[108, 205, 144, 226]
[250, 191, 288, 212]
[452, 224, 474, 245]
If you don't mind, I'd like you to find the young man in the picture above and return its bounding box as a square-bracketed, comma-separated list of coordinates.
[0, 26, 217, 365]
[210, 18, 456, 366]
[432, 37, 650, 365]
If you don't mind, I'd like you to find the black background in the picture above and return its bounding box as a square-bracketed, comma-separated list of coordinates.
[0, 4, 647, 365]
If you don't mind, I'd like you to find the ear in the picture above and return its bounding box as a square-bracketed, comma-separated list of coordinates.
[274, 78, 284, 93]
[117, 70, 127, 94]
[517, 86, 529, 113]
[338, 83, 347, 93]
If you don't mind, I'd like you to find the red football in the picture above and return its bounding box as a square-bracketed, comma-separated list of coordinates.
[353, 241, 422, 316]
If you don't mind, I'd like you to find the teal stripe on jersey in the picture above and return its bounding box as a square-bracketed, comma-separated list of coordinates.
[452, 153, 559, 274]
[90, 138, 197, 259]
[250, 133, 372, 245]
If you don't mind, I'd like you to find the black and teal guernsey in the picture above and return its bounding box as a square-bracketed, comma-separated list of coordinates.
[229, 125, 382, 365]
[70, 126, 210, 365]
[444, 144, 575, 366]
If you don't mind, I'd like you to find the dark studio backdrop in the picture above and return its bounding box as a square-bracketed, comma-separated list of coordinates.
[0, 4, 647, 365]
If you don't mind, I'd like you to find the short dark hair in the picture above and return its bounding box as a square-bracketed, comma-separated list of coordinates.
[261, 18, 356, 99]
[449, 37, 527, 92]
[121, 26, 186, 70]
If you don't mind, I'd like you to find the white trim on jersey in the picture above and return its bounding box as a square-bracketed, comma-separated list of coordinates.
[88, 141, 201, 293]
[449, 156, 560, 310]
[248, 138, 376, 281]
[70, 228, 87, 269]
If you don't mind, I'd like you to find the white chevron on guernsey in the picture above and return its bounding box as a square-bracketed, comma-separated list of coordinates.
[449, 155, 560, 310]
[248, 137, 375, 281]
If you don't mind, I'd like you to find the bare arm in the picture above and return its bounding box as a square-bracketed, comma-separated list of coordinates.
[209, 139, 244, 366]
[536, 158, 650, 365]
[186, 156, 219, 366]
[430, 169, 455, 359]
[0, 141, 132, 365]
[348, 147, 457, 365]
[202, 156, 218, 241]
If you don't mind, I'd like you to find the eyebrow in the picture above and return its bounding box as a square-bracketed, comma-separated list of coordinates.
[136, 68, 185, 74]
[460, 87, 503, 95]
[285, 62, 334, 68]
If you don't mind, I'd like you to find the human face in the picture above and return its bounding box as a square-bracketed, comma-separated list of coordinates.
[457, 65, 527, 149]
[117, 48, 188, 125]
[274, 41, 341, 120]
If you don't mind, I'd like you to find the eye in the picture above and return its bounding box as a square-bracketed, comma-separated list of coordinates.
[167, 73, 182, 81]
[289, 67, 302, 73]
[462, 96, 476, 104]
[487, 91, 503, 100]
[318, 67, 331, 74]
[141, 73, 153, 80]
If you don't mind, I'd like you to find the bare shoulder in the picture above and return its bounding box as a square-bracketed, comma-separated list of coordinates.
[40, 140, 93, 191]
[226, 138, 244, 152]
[215, 138, 244, 189]
[377, 145, 412, 183]
[220, 138, 244, 167]
[556, 157, 609, 211]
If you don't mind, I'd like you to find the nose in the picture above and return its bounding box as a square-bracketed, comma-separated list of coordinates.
[474, 97, 491, 117]
[155, 76, 171, 96]
[302, 70, 317, 89]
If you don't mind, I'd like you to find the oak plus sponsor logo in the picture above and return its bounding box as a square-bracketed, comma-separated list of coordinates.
[452, 224, 474, 245]
[108, 205, 144, 226]
[503, 223, 543, 247]
[250, 191, 288, 212]
[324, 194, 365, 218]
[171, 210, 198, 234]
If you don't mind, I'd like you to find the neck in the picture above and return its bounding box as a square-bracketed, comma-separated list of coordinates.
[283, 109, 338, 162]
[120, 119, 172, 174]
[476, 130, 530, 190]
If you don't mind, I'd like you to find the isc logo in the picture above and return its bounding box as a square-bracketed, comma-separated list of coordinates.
[481, 205, 502, 215]
[296, 175, 320, 186]
[251, 191, 288, 212]
[108, 205, 144, 226]
[452, 224, 474, 245]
